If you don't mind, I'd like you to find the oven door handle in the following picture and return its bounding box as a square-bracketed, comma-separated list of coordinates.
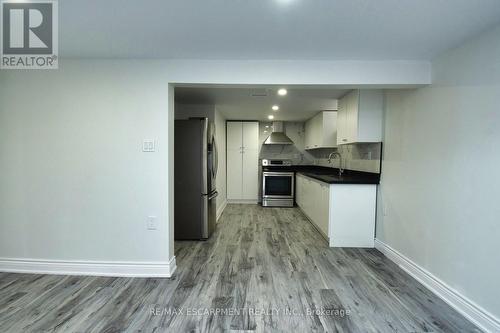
[263, 172, 295, 177]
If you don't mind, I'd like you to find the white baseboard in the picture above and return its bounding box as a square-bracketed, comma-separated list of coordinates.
[216, 199, 227, 221]
[0, 256, 177, 278]
[375, 239, 500, 333]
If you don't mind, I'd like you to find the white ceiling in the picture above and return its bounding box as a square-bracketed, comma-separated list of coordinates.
[175, 86, 349, 121]
[60, 0, 500, 60]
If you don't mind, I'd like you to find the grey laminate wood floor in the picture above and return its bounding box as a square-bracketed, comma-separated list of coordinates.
[0, 204, 481, 332]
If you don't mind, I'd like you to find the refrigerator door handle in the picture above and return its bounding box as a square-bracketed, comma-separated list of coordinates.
[201, 119, 208, 195]
[213, 137, 219, 179]
[202, 194, 208, 238]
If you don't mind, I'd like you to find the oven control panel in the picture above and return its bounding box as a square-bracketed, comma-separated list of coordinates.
[261, 159, 292, 167]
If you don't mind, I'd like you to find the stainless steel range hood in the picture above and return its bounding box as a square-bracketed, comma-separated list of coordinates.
[264, 122, 293, 145]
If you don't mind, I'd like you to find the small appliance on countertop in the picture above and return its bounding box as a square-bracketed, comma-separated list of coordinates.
[261, 159, 295, 207]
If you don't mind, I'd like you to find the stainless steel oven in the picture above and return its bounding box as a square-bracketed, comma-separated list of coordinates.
[261, 159, 294, 207]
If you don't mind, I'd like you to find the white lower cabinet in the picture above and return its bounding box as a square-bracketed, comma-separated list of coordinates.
[296, 174, 329, 238]
[296, 173, 376, 248]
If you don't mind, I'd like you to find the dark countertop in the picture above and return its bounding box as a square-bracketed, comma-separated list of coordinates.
[262, 165, 380, 185]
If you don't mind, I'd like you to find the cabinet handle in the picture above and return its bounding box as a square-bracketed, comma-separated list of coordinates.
[342, 139, 347, 142]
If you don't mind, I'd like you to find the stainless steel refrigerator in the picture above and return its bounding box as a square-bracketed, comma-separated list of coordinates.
[174, 118, 218, 240]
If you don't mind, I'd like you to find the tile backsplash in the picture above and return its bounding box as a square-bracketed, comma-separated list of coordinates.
[259, 122, 381, 173]
[259, 122, 313, 165]
[309, 143, 382, 173]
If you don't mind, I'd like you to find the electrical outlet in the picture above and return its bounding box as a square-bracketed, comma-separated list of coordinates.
[147, 216, 158, 230]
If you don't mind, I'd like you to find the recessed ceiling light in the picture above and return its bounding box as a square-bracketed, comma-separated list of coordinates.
[268, 115, 274, 120]
[272, 105, 279, 111]
[278, 88, 287, 96]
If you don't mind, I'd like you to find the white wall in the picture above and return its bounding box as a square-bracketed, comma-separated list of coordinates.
[0, 61, 170, 264]
[378, 24, 500, 325]
[214, 108, 227, 218]
[0, 58, 429, 273]
[164, 59, 430, 85]
[174, 103, 215, 120]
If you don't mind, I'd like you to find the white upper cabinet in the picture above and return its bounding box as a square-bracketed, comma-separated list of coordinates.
[337, 89, 384, 145]
[227, 121, 259, 201]
[304, 111, 337, 150]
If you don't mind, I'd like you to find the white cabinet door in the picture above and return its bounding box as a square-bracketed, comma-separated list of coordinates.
[300, 176, 305, 207]
[297, 175, 330, 239]
[227, 148, 242, 199]
[296, 175, 304, 208]
[337, 98, 348, 145]
[242, 122, 259, 149]
[309, 180, 320, 230]
[227, 122, 242, 200]
[322, 111, 337, 148]
[305, 112, 338, 149]
[227, 122, 242, 150]
[241, 122, 259, 200]
[312, 115, 322, 149]
[357, 90, 384, 142]
[227, 121, 259, 201]
[337, 89, 382, 145]
[306, 178, 314, 214]
[317, 183, 330, 237]
[301, 176, 310, 214]
[346, 90, 359, 143]
[305, 120, 313, 149]
[306, 178, 316, 224]
[242, 146, 258, 200]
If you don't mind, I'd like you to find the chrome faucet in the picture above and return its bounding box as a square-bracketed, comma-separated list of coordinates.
[328, 152, 344, 176]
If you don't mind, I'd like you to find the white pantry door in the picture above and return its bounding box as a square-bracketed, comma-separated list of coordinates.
[241, 122, 259, 200]
[226, 121, 259, 201]
[227, 122, 243, 200]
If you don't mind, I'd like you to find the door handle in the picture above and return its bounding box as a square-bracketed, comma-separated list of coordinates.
[208, 191, 218, 200]
[213, 137, 218, 178]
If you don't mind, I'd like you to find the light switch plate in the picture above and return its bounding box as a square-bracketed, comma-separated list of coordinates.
[147, 216, 158, 230]
[143, 140, 155, 152]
